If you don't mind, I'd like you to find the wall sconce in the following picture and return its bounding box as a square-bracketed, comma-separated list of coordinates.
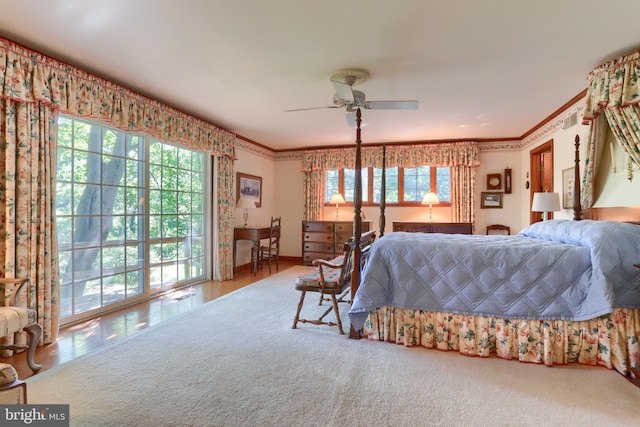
[421, 192, 439, 222]
[329, 193, 345, 221]
[236, 196, 256, 227]
[531, 192, 560, 221]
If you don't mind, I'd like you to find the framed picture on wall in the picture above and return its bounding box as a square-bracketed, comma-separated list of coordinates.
[236, 172, 262, 207]
[481, 192, 503, 209]
[562, 167, 575, 209]
[487, 173, 502, 190]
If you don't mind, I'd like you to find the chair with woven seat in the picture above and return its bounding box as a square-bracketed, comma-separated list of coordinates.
[0, 278, 42, 374]
[254, 216, 281, 275]
[292, 230, 376, 334]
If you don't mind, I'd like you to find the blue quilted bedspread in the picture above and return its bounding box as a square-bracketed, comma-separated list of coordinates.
[349, 220, 640, 330]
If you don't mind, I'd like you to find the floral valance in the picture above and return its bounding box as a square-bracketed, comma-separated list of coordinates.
[301, 141, 479, 172]
[0, 37, 235, 158]
[581, 48, 640, 188]
[582, 48, 640, 123]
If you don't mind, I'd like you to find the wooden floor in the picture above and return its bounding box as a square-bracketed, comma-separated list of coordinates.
[6, 259, 299, 380]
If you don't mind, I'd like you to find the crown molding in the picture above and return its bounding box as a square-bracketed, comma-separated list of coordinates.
[478, 98, 585, 152]
[520, 99, 585, 149]
[235, 138, 275, 160]
[274, 151, 305, 161]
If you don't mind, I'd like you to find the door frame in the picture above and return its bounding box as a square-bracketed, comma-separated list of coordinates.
[529, 139, 555, 224]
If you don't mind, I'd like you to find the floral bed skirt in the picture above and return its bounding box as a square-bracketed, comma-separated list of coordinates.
[363, 307, 640, 376]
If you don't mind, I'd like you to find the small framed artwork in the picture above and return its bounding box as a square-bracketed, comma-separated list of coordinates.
[481, 192, 503, 209]
[504, 168, 512, 194]
[487, 173, 502, 190]
[562, 167, 575, 209]
[236, 172, 262, 207]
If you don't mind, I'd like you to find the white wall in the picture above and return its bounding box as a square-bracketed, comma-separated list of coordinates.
[273, 157, 305, 259]
[475, 148, 523, 234]
[232, 146, 277, 267]
[592, 125, 640, 207]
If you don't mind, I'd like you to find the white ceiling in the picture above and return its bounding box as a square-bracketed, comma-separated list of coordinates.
[0, 1, 639, 151]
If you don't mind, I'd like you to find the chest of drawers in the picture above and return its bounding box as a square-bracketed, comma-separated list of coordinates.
[392, 221, 473, 234]
[302, 220, 372, 265]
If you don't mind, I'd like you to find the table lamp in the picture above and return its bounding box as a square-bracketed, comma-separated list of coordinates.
[329, 193, 345, 221]
[236, 196, 256, 227]
[421, 192, 439, 222]
[531, 192, 560, 221]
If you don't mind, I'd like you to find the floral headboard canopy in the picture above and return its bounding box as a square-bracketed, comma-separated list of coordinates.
[581, 48, 640, 206]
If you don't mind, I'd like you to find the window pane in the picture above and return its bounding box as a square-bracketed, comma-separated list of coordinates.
[403, 166, 430, 202]
[325, 170, 339, 202]
[343, 168, 368, 202]
[436, 167, 451, 202]
[344, 169, 355, 201]
[373, 167, 399, 203]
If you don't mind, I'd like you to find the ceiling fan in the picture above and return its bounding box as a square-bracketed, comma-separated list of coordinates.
[285, 68, 419, 127]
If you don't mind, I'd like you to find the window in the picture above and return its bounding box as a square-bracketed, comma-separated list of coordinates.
[326, 166, 451, 205]
[56, 116, 208, 323]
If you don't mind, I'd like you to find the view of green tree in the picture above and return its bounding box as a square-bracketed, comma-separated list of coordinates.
[403, 166, 431, 202]
[56, 116, 206, 321]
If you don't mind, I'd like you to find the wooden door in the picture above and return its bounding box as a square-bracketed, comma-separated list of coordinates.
[529, 139, 555, 224]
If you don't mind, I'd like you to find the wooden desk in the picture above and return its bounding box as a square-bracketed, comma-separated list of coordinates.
[234, 225, 271, 275]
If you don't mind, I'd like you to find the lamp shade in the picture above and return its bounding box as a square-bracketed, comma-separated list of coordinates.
[329, 193, 345, 205]
[531, 192, 560, 213]
[236, 196, 256, 209]
[421, 192, 439, 205]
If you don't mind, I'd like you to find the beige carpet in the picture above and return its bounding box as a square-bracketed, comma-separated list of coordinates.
[27, 266, 640, 426]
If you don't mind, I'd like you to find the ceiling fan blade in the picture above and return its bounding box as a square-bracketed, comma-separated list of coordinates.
[345, 110, 357, 128]
[363, 100, 419, 110]
[331, 80, 354, 103]
[284, 106, 339, 112]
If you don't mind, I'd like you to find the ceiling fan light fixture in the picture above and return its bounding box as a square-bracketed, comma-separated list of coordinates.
[332, 93, 346, 107]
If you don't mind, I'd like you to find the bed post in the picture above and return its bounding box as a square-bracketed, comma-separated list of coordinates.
[379, 144, 386, 237]
[573, 134, 583, 221]
[350, 108, 363, 339]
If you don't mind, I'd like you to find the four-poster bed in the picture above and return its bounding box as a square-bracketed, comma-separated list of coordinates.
[346, 113, 640, 379]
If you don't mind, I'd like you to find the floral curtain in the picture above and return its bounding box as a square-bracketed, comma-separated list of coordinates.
[301, 142, 479, 222]
[216, 155, 235, 280]
[0, 99, 58, 349]
[582, 48, 640, 205]
[0, 37, 238, 341]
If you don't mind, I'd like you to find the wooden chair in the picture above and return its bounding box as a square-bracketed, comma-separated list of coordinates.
[293, 230, 376, 334]
[254, 216, 281, 275]
[318, 229, 378, 306]
[486, 224, 511, 235]
[0, 278, 42, 374]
